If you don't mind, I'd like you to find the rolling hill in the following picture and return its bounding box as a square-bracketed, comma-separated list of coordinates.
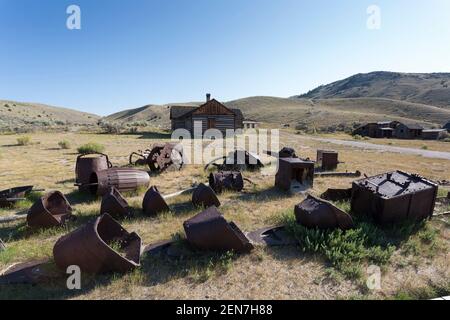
[294, 71, 450, 109]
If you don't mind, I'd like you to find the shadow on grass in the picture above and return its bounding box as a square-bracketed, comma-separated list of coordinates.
[65, 190, 98, 206]
[230, 185, 290, 203]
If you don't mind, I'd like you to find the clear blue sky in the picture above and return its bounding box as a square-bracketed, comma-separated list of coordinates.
[1, 0, 449, 115]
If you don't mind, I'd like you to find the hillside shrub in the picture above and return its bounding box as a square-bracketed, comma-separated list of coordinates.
[77, 142, 105, 154]
[17, 136, 31, 146]
[58, 140, 71, 149]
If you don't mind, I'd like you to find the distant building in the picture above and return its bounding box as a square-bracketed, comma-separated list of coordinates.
[444, 121, 450, 132]
[170, 94, 243, 135]
[394, 122, 423, 139]
[353, 121, 398, 138]
[243, 120, 260, 130]
[421, 129, 447, 140]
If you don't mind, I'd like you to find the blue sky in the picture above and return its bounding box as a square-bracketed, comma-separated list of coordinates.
[1, 0, 449, 115]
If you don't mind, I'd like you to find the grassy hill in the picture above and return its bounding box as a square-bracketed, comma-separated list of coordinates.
[0, 100, 99, 131]
[295, 71, 450, 109]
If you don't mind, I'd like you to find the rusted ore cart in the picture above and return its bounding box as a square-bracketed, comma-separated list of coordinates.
[351, 171, 438, 224]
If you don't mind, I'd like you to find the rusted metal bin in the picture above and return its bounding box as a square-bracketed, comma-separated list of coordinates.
[88, 168, 150, 196]
[209, 171, 244, 194]
[100, 187, 132, 219]
[142, 186, 170, 216]
[75, 153, 112, 192]
[317, 150, 339, 171]
[27, 191, 73, 228]
[192, 183, 221, 208]
[0, 186, 34, 208]
[351, 171, 438, 224]
[295, 194, 353, 230]
[183, 206, 254, 253]
[53, 213, 141, 274]
[275, 158, 315, 192]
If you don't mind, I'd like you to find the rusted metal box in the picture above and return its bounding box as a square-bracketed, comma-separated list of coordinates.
[317, 150, 339, 171]
[275, 158, 315, 192]
[351, 171, 438, 224]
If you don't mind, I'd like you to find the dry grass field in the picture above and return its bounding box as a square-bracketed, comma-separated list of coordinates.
[0, 130, 449, 300]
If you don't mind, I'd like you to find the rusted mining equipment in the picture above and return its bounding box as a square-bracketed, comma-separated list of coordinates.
[192, 183, 221, 208]
[275, 158, 315, 192]
[0, 186, 34, 208]
[205, 150, 264, 171]
[320, 188, 353, 202]
[351, 171, 438, 224]
[317, 150, 339, 171]
[295, 194, 354, 230]
[142, 186, 170, 216]
[27, 191, 73, 228]
[75, 153, 112, 192]
[209, 171, 244, 194]
[129, 149, 151, 166]
[100, 187, 132, 219]
[53, 213, 141, 274]
[183, 206, 254, 253]
[265, 147, 298, 159]
[147, 143, 184, 173]
[87, 168, 150, 196]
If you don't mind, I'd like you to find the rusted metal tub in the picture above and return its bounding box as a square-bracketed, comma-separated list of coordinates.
[53, 213, 141, 274]
[183, 206, 254, 253]
[27, 191, 73, 228]
[351, 171, 438, 224]
[209, 171, 244, 194]
[100, 187, 132, 219]
[0, 186, 34, 208]
[295, 194, 353, 230]
[192, 183, 221, 208]
[88, 168, 150, 196]
[142, 186, 170, 216]
[75, 153, 112, 192]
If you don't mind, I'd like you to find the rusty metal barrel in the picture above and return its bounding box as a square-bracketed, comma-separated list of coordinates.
[88, 168, 150, 196]
[209, 171, 244, 194]
[75, 153, 112, 192]
[53, 213, 141, 274]
[192, 183, 221, 208]
[142, 186, 170, 216]
[27, 191, 73, 228]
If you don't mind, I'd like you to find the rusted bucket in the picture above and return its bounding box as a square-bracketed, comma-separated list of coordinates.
[100, 187, 132, 219]
[53, 213, 141, 274]
[142, 186, 170, 216]
[75, 153, 112, 192]
[295, 194, 353, 230]
[183, 206, 254, 253]
[27, 191, 73, 229]
[0, 186, 34, 208]
[192, 183, 221, 208]
[209, 171, 244, 194]
[88, 168, 150, 196]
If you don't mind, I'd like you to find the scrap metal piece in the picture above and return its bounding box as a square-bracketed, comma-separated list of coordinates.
[265, 147, 298, 159]
[129, 150, 151, 166]
[0, 259, 56, 285]
[320, 188, 353, 202]
[53, 213, 141, 274]
[183, 206, 254, 253]
[0, 186, 34, 208]
[75, 153, 112, 192]
[246, 225, 297, 246]
[192, 183, 221, 208]
[295, 194, 354, 230]
[88, 168, 150, 196]
[100, 187, 132, 219]
[317, 150, 339, 171]
[142, 186, 170, 216]
[351, 171, 438, 224]
[275, 158, 315, 192]
[147, 143, 184, 173]
[142, 239, 177, 256]
[27, 191, 73, 229]
[209, 171, 244, 194]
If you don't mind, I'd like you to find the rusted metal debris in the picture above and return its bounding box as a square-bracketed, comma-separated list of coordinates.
[209, 171, 244, 194]
[129, 149, 151, 166]
[53, 213, 141, 274]
[295, 194, 354, 230]
[184, 206, 254, 253]
[142, 186, 170, 216]
[437, 180, 450, 186]
[192, 183, 221, 208]
[320, 188, 353, 202]
[27, 191, 74, 229]
[246, 225, 297, 247]
[87, 168, 150, 196]
[0, 186, 34, 208]
[317, 150, 339, 171]
[314, 171, 361, 178]
[205, 150, 264, 171]
[75, 153, 112, 193]
[275, 158, 315, 192]
[100, 187, 132, 219]
[351, 171, 438, 224]
[0, 259, 57, 285]
[147, 143, 184, 172]
[265, 147, 298, 159]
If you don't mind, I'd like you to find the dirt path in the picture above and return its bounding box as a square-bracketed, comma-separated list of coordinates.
[283, 133, 450, 160]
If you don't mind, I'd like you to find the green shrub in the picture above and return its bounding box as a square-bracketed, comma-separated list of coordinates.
[58, 140, 71, 149]
[17, 136, 31, 146]
[77, 142, 105, 154]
